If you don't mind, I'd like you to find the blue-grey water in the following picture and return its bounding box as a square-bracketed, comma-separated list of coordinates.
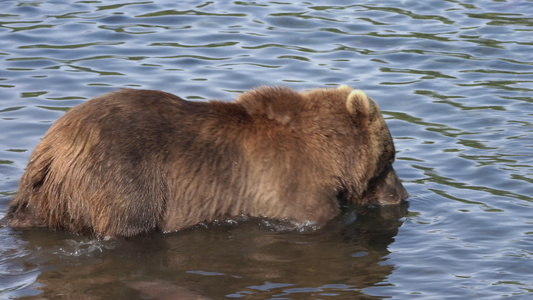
[1, 0, 532, 299]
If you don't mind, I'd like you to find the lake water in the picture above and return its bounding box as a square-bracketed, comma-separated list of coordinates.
[1, 0, 532, 299]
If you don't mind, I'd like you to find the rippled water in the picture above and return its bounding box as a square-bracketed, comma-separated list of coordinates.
[1, 0, 532, 299]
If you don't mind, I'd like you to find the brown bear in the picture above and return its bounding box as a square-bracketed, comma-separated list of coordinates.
[4, 85, 408, 237]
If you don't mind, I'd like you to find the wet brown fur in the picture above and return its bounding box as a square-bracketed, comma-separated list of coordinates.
[5, 86, 407, 237]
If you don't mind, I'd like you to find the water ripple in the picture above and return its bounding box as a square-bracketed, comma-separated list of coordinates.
[1, 0, 532, 299]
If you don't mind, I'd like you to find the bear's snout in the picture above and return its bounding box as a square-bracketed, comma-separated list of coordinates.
[373, 166, 409, 205]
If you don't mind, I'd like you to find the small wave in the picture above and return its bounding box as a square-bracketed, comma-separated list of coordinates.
[259, 219, 321, 233]
[51, 238, 119, 257]
[193, 215, 322, 233]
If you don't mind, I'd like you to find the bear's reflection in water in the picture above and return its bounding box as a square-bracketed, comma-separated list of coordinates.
[14, 203, 408, 300]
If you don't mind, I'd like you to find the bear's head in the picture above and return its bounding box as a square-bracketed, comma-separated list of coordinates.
[335, 85, 408, 206]
[237, 85, 408, 208]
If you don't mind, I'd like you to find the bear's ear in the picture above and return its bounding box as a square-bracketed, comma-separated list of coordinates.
[345, 89, 377, 121]
[337, 85, 353, 92]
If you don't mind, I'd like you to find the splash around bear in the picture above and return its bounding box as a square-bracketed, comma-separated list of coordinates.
[4, 85, 408, 238]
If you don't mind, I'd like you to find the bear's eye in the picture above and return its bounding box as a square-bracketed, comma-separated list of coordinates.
[383, 148, 395, 163]
[375, 149, 395, 177]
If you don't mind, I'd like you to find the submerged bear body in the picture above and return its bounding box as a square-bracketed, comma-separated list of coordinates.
[5, 86, 407, 237]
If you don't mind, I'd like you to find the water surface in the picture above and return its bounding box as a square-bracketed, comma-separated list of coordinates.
[1, 0, 532, 299]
